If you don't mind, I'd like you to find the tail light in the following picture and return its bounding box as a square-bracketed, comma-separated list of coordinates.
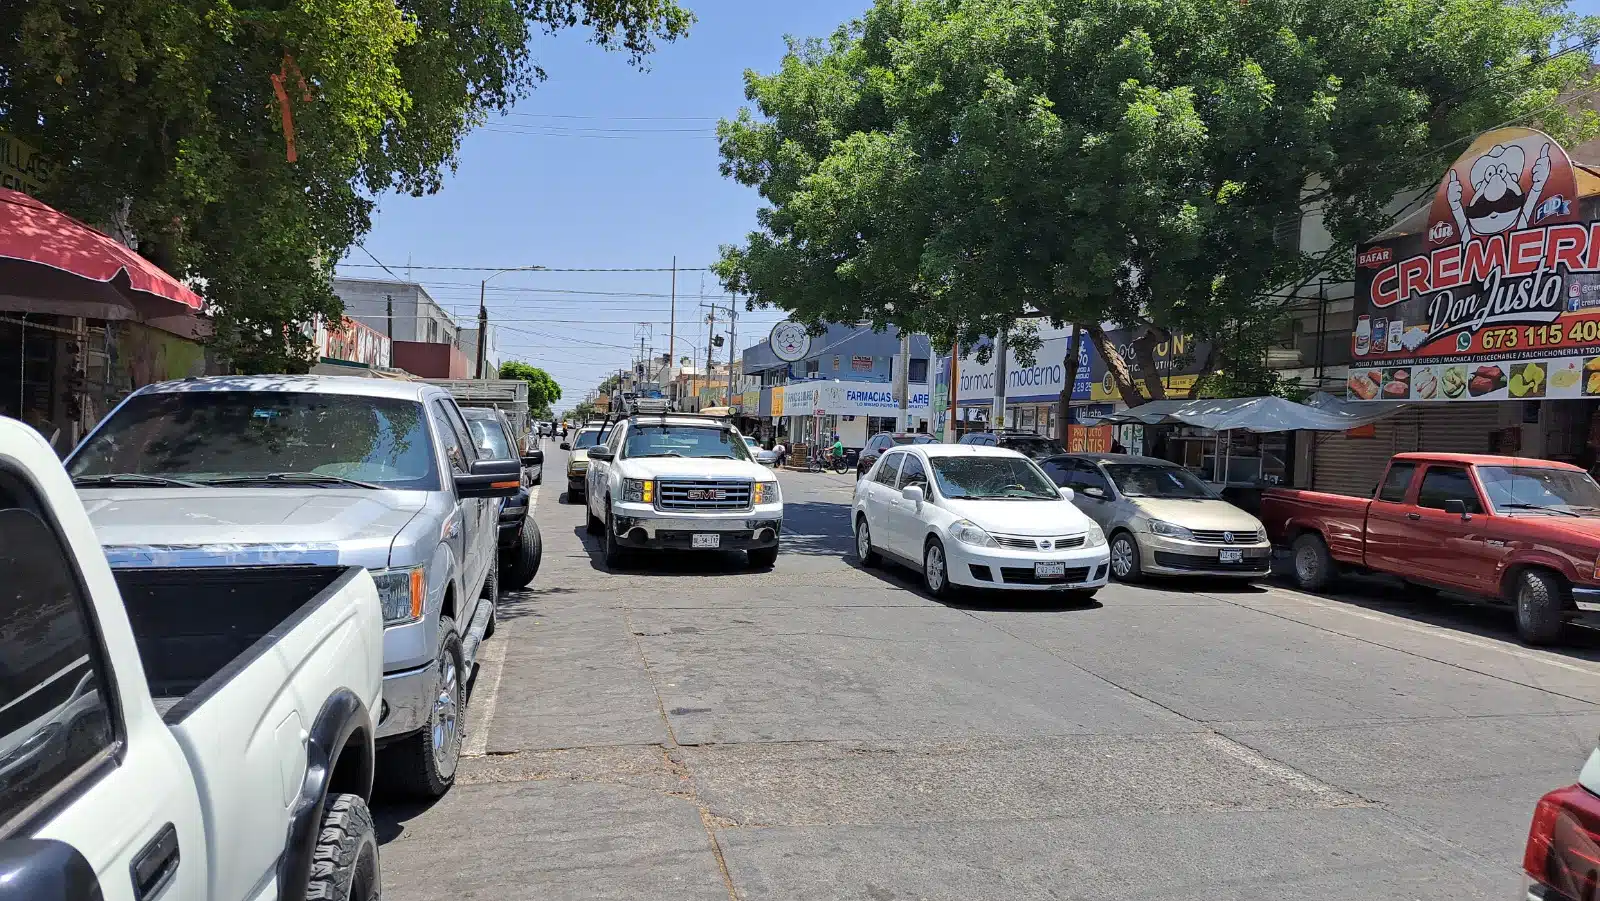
[1525, 784, 1600, 900]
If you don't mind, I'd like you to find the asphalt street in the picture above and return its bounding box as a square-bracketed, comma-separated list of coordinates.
[374, 439, 1600, 900]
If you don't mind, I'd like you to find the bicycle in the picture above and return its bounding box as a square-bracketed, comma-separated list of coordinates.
[807, 451, 850, 475]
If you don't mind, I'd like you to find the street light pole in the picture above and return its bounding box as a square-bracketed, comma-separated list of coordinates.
[477, 265, 546, 378]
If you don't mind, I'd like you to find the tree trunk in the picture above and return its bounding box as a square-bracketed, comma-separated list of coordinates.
[1085, 323, 1146, 407]
[1131, 328, 1170, 402]
[1179, 343, 1218, 399]
[1057, 326, 1083, 442]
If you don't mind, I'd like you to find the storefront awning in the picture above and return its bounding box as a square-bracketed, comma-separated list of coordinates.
[1094, 393, 1407, 433]
[0, 188, 205, 317]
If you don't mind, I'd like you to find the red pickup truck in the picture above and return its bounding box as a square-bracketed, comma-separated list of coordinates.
[1259, 453, 1600, 644]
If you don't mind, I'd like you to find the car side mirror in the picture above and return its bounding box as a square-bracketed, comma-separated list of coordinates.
[1082, 486, 1107, 500]
[0, 839, 106, 901]
[455, 459, 522, 499]
[1444, 498, 1471, 520]
[587, 447, 614, 462]
[902, 485, 925, 504]
[559, 442, 571, 451]
[521, 450, 543, 466]
[1058, 486, 1075, 501]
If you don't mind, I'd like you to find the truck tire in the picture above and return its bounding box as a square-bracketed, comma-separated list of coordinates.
[304, 792, 380, 901]
[747, 546, 778, 569]
[603, 504, 628, 569]
[1290, 533, 1334, 592]
[1514, 569, 1565, 646]
[502, 517, 543, 589]
[378, 618, 463, 798]
[585, 505, 603, 536]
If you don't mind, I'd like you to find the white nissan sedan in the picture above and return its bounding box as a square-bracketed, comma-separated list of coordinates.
[852, 444, 1110, 600]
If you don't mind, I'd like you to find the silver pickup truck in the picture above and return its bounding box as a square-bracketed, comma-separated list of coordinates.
[64, 376, 521, 798]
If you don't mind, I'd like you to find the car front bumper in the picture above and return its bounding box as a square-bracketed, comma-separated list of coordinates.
[610, 501, 783, 550]
[943, 540, 1111, 591]
[377, 659, 435, 741]
[1137, 533, 1272, 577]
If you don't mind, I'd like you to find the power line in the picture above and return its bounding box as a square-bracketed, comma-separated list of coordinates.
[503, 112, 719, 122]
[336, 264, 710, 272]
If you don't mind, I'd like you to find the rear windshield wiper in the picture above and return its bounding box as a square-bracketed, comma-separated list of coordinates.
[1499, 502, 1581, 517]
[203, 472, 383, 490]
[71, 473, 209, 488]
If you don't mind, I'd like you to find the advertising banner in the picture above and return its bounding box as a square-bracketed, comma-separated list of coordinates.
[953, 329, 1208, 406]
[771, 386, 785, 417]
[1067, 424, 1115, 453]
[1350, 127, 1600, 402]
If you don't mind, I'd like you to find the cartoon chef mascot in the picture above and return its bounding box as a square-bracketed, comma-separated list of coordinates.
[1446, 141, 1552, 239]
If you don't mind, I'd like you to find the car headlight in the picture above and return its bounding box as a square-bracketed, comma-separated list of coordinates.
[753, 481, 780, 504]
[373, 565, 425, 624]
[1083, 525, 1107, 547]
[569, 460, 588, 472]
[1147, 519, 1194, 540]
[623, 478, 653, 503]
[948, 519, 999, 548]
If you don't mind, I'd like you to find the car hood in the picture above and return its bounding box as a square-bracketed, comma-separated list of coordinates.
[1128, 497, 1263, 532]
[77, 487, 427, 567]
[616, 457, 775, 481]
[570, 448, 591, 464]
[942, 498, 1094, 535]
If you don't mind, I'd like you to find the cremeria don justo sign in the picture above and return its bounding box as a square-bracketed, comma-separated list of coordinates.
[1350, 127, 1600, 402]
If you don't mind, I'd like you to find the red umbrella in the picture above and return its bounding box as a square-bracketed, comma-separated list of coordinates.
[0, 187, 204, 320]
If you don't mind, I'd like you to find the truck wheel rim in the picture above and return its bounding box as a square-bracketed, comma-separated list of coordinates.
[926, 545, 944, 591]
[857, 523, 871, 559]
[1111, 538, 1134, 577]
[432, 656, 460, 773]
[1295, 545, 1318, 582]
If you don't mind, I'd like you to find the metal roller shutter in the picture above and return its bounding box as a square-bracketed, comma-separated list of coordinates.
[1309, 404, 1502, 496]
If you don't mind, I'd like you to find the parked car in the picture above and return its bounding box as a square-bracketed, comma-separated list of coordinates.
[958, 430, 1067, 459]
[741, 432, 779, 466]
[1, 414, 386, 901]
[65, 375, 521, 798]
[1041, 453, 1271, 582]
[584, 411, 783, 569]
[853, 444, 1109, 599]
[857, 431, 939, 477]
[1523, 746, 1600, 900]
[562, 426, 604, 499]
[1261, 452, 1600, 644]
[462, 407, 544, 589]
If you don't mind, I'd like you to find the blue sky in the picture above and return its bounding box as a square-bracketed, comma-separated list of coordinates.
[339, 0, 872, 409]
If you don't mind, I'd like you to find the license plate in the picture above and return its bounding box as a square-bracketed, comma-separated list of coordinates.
[1034, 561, 1066, 579]
[692, 533, 721, 549]
[1219, 549, 1243, 563]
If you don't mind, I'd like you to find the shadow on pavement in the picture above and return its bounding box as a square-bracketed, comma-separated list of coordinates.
[570, 526, 759, 577]
[493, 585, 576, 622]
[777, 500, 855, 557]
[372, 797, 443, 845]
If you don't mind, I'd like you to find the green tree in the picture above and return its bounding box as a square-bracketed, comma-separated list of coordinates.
[716, 0, 1596, 407]
[498, 360, 562, 419]
[4, 0, 692, 373]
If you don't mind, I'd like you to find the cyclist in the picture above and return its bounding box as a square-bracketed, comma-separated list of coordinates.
[829, 433, 845, 468]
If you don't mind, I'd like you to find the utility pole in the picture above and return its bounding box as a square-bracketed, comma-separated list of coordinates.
[668, 256, 676, 376]
[704, 306, 717, 412]
[385, 295, 393, 341]
[476, 301, 489, 379]
[895, 329, 911, 432]
[947, 335, 960, 440]
[725, 293, 738, 408]
[992, 328, 1007, 429]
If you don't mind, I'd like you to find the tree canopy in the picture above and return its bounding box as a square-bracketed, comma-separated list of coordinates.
[3, 0, 692, 372]
[499, 360, 562, 419]
[715, 0, 1597, 404]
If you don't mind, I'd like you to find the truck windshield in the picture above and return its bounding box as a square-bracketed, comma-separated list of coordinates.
[930, 456, 1060, 500]
[624, 425, 752, 461]
[69, 392, 440, 490]
[1478, 466, 1600, 514]
[1103, 463, 1215, 499]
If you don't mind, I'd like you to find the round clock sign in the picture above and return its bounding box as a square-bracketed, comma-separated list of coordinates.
[769, 321, 812, 362]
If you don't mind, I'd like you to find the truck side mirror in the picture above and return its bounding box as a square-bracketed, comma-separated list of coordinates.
[455, 460, 522, 499]
[1444, 498, 1470, 520]
[587, 447, 614, 462]
[0, 839, 105, 901]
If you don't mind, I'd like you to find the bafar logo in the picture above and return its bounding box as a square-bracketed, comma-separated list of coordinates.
[1357, 246, 1393, 269]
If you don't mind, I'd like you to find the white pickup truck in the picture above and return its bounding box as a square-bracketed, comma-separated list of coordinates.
[0, 416, 385, 901]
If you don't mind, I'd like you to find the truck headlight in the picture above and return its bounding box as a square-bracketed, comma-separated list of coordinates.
[949, 519, 999, 548]
[753, 481, 780, 504]
[373, 565, 425, 624]
[569, 460, 588, 473]
[1148, 519, 1194, 540]
[1083, 525, 1107, 547]
[623, 478, 653, 503]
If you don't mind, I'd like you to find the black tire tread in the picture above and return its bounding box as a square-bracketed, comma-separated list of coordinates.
[1516, 568, 1566, 646]
[1290, 533, 1333, 592]
[502, 517, 543, 588]
[304, 792, 380, 901]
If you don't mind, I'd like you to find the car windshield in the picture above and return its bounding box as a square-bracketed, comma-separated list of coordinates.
[1479, 466, 1600, 514]
[1104, 463, 1215, 499]
[624, 425, 753, 461]
[929, 456, 1061, 500]
[68, 391, 439, 489]
[573, 429, 602, 449]
[894, 435, 936, 445]
[1002, 437, 1066, 458]
[463, 414, 514, 461]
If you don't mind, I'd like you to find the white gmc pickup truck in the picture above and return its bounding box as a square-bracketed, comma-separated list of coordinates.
[0, 416, 385, 901]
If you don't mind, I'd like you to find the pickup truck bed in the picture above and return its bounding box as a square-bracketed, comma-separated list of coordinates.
[113, 565, 360, 719]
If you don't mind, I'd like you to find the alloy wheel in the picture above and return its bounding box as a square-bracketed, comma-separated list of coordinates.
[857, 522, 872, 559]
[431, 655, 461, 777]
[1111, 536, 1135, 578]
[925, 543, 945, 592]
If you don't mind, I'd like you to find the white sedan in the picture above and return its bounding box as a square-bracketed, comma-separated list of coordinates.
[852, 444, 1110, 599]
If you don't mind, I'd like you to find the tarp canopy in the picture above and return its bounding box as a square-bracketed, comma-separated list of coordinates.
[1093, 393, 1407, 433]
